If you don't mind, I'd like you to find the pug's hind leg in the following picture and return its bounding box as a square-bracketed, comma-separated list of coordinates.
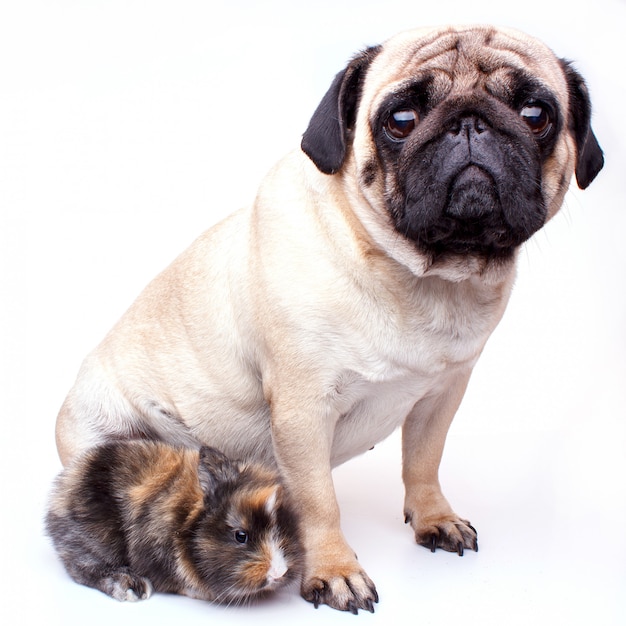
[402, 369, 479, 555]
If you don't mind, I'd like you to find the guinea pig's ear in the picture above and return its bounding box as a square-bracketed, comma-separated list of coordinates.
[301, 45, 381, 175]
[559, 59, 604, 189]
[197, 446, 240, 503]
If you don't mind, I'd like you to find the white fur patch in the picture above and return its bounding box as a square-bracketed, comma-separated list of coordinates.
[267, 540, 288, 583]
[107, 576, 153, 602]
[264, 487, 278, 517]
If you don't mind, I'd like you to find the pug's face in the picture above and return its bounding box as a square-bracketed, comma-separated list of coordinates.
[302, 26, 603, 274]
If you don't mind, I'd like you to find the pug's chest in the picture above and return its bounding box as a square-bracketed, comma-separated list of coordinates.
[326, 322, 485, 461]
[327, 360, 462, 466]
[327, 371, 423, 465]
[342, 265, 508, 373]
[353, 300, 492, 378]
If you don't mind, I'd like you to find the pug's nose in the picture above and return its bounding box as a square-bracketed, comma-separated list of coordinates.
[448, 114, 489, 138]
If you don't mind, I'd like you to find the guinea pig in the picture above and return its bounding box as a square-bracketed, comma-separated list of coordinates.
[45, 440, 303, 605]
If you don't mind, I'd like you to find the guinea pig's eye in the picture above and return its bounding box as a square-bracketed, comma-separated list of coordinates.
[234, 529, 248, 544]
[385, 109, 418, 141]
[519, 101, 552, 137]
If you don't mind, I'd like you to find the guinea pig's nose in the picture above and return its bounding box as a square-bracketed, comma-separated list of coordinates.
[268, 564, 287, 581]
[268, 553, 288, 582]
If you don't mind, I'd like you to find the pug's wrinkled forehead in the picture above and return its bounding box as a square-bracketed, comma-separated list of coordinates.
[360, 26, 570, 123]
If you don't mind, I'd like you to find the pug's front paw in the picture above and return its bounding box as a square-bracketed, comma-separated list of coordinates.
[301, 560, 378, 614]
[405, 511, 478, 556]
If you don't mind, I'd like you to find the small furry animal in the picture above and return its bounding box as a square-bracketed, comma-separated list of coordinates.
[46, 440, 302, 605]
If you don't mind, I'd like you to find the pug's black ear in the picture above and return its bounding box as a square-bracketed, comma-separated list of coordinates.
[560, 60, 604, 190]
[301, 46, 381, 175]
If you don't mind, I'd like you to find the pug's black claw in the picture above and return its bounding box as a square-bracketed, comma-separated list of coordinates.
[311, 589, 321, 609]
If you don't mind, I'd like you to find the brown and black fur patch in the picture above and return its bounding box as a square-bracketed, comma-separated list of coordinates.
[46, 440, 302, 604]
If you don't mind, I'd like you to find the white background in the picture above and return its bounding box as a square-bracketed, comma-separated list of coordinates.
[1, 1, 625, 624]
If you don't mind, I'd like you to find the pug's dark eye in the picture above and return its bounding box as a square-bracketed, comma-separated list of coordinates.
[385, 109, 418, 140]
[234, 530, 248, 544]
[520, 101, 552, 136]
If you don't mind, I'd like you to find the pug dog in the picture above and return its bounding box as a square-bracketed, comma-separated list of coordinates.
[55, 25, 603, 614]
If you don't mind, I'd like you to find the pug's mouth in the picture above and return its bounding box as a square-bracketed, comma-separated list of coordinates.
[397, 164, 539, 259]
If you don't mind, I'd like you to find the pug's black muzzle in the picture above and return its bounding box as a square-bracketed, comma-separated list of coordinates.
[396, 111, 547, 259]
